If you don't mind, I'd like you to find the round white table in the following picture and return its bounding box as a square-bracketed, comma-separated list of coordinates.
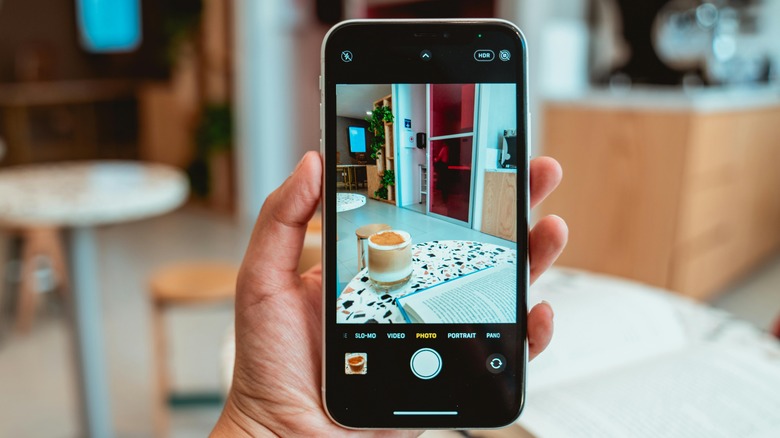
[0, 161, 188, 438]
[336, 240, 516, 323]
[336, 193, 366, 213]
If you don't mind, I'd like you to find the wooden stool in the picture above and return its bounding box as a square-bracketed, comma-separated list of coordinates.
[148, 262, 238, 438]
[355, 224, 391, 271]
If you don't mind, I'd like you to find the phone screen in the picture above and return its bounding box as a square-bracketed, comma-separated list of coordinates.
[323, 21, 528, 429]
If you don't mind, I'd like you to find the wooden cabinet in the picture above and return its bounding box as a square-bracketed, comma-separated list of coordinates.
[366, 164, 380, 200]
[539, 102, 780, 300]
[481, 170, 517, 242]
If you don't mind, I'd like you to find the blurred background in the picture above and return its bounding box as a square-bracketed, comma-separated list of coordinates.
[0, 0, 778, 437]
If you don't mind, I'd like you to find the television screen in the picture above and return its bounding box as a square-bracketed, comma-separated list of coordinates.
[348, 126, 367, 153]
[77, 0, 142, 52]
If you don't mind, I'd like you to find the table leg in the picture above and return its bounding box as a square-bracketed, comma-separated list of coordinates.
[349, 168, 357, 190]
[68, 227, 114, 438]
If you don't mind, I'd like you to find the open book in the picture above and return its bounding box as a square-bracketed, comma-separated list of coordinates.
[517, 270, 780, 438]
[397, 265, 516, 324]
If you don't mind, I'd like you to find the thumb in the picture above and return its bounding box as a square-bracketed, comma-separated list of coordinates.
[240, 151, 322, 295]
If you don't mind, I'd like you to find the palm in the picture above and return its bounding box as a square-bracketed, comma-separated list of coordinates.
[214, 152, 566, 437]
[231, 266, 419, 437]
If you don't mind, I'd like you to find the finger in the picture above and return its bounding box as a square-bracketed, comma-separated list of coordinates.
[529, 215, 568, 284]
[240, 151, 322, 293]
[528, 301, 554, 361]
[530, 156, 562, 209]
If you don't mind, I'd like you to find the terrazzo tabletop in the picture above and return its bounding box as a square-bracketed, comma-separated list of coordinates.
[337, 240, 516, 323]
[0, 161, 188, 227]
[336, 192, 366, 213]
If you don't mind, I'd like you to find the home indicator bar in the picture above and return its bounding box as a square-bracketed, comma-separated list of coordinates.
[393, 411, 459, 416]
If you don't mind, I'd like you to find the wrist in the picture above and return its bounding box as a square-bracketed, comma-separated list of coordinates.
[211, 393, 277, 438]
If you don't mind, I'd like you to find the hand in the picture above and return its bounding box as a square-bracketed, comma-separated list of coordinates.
[211, 152, 567, 437]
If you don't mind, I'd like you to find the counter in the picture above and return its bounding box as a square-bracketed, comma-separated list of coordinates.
[546, 85, 780, 113]
[539, 94, 780, 299]
[481, 169, 517, 242]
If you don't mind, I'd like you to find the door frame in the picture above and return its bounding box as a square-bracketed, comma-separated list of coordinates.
[425, 83, 481, 228]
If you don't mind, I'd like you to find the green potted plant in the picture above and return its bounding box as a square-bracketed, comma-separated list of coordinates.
[366, 105, 394, 173]
[162, 0, 203, 67]
[187, 103, 234, 210]
[375, 169, 395, 201]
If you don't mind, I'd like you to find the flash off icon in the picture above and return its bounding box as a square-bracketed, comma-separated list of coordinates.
[499, 50, 511, 61]
[341, 50, 353, 62]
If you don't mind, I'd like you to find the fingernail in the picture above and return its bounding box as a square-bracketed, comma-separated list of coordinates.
[541, 300, 554, 320]
[292, 153, 308, 175]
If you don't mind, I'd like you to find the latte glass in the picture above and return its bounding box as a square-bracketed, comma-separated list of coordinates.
[367, 230, 413, 289]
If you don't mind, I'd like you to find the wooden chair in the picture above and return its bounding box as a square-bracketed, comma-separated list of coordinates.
[150, 218, 322, 436]
[218, 217, 322, 398]
[148, 262, 238, 438]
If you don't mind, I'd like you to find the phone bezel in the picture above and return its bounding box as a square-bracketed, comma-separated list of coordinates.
[320, 19, 531, 429]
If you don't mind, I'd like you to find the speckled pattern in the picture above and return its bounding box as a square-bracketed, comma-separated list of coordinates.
[336, 193, 366, 213]
[0, 161, 188, 227]
[336, 240, 516, 324]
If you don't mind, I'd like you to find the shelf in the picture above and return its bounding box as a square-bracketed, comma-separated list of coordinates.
[370, 93, 395, 207]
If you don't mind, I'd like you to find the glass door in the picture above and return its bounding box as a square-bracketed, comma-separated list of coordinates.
[427, 84, 477, 226]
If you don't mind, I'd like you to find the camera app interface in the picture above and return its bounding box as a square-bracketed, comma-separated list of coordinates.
[335, 83, 518, 325]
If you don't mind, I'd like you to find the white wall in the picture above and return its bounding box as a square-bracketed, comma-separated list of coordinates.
[393, 84, 427, 207]
[497, 0, 552, 156]
[472, 83, 517, 231]
[761, 0, 780, 82]
[233, 0, 325, 224]
[497, 0, 590, 157]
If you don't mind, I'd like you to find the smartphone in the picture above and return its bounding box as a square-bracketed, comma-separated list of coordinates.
[321, 19, 529, 429]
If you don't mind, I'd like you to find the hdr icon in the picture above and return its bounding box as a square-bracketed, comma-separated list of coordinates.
[474, 49, 495, 62]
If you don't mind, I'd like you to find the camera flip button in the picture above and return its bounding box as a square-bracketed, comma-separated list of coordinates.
[410, 348, 442, 380]
[486, 353, 507, 374]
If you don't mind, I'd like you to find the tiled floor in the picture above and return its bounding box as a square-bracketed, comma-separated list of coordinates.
[0, 204, 777, 437]
[0, 206, 247, 438]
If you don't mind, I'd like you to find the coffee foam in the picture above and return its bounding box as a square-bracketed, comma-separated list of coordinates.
[370, 231, 405, 246]
[367, 230, 410, 250]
